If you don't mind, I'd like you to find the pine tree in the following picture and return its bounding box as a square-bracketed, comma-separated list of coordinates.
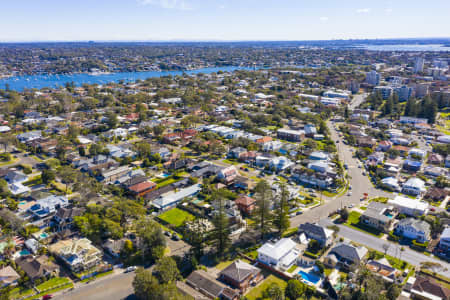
[253, 180, 273, 240]
[273, 183, 290, 236]
[211, 194, 231, 256]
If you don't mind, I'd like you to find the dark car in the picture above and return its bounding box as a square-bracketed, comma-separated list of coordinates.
[42, 295, 53, 300]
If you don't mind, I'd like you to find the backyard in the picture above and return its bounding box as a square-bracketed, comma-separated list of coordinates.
[245, 274, 288, 300]
[158, 207, 195, 227]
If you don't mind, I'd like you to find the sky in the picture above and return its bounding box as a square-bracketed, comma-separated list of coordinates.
[0, 0, 449, 41]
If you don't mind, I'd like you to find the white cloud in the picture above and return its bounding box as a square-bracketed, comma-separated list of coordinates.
[137, 0, 192, 10]
[356, 8, 371, 13]
[385, 8, 393, 14]
[319, 17, 329, 22]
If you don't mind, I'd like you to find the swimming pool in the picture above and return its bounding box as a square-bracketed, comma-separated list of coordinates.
[298, 270, 320, 284]
[19, 249, 31, 256]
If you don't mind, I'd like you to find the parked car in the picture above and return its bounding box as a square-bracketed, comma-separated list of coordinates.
[42, 295, 53, 300]
[172, 234, 180, 241]
[125, 266, 137, 273]
[164, 231, 172, 237]
[348, 191, 352, 196]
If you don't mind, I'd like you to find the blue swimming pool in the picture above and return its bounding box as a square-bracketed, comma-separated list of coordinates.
[298, 270, 320, 284]
[19, 249, 31, 256]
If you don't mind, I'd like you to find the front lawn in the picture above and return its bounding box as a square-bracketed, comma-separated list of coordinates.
[245, 275, 287, 300]
[10, 287, 34, 299]
[36, 277, 71, 292]
[158, 208, 195, 227]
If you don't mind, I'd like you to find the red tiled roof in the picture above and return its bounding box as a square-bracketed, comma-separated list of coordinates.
[129, 181, 156, 193]
[235, 195, 256, 206]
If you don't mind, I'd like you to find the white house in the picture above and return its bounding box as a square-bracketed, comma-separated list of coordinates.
[257, 238, 300, 271]
[402, 178, 426, 196]
[395, 218, 431, 243]
[388, 196, 428, 216]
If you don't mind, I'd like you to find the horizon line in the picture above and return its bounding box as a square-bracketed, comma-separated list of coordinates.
[0, 37, 450, 44]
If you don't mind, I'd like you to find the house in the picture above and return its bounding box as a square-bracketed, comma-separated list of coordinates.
[0, 266, 20, 287]
[24, 238, 40, 254]
[186, 270, 239, 300]
[17, 130, 42, 143]
[257, 238, 300, 271]
[15, 255, 60, 281]
[28, 195, 69, 219]
[380, 177, 401, 192]
[218, 260, 263, 293]
[5, 170, 28, 184]
[277, 128, 304, 142]
[377, 140, 393, 152]
[228, 147, 247, 159]
[324, 243, 367, 269]
[424, 166, 449, 178]
[366, 258, 400, 282]
[235, 195, 256, 215]
[388, 196, 428, 216]
[360, 202, 395, 232]
[402, 178, 426, 196]
[127, 181, 157, 198]
[424, 188, 449, 203]
[410, 276, 450, 300]
[403, 159, 422, 172]
[234, 176, 255, 191]
[438, 227, 450, 256]
[395, 218, 431, 243]
[298, 222, 334, 247]
[100, 166, 131, 184]
[428, 153, 444, 165]
[309, 151, 329, 161]
[217, 166, 238, 184]
[152, 184, 201, 210]
[53, 207, 85, 231]
[48, 238, 102, 272]
[103, 238, 125, 257]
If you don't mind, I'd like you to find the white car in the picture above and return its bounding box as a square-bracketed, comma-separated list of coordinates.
[125, 266, 137, 273]
[347, 191, 352, 196]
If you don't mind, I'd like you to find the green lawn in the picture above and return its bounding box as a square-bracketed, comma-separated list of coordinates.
[369, 197, 388, 203]
[158, 208, 195, 227]
[287, 265, 298, 273]
[222, 159, 239, 165]
[246, 275, 288, 300]
[215, 260, 234, 270]
[36, 277, 71, 292]
[345, 211, 383, 237]
[10, 287, 34, 300]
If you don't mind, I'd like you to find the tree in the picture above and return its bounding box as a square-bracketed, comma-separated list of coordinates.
[155, 257, 181, 284]
[152, 125, 165, 137]
[136, 218, 166, 261]
[340, 208, 349, 221]
[210, 194, 231, 256]
[386, 284, 401, 300]
[253, 180, 273, 240]
[285, 279, 306, 300]
[105, 111, 118, 128]
[132, 267, 186, 300]
[264, 282, 284, 300]
[41, 169, 55, 184]
[273, 183, 290, 236]
[133, 268, 161, 300]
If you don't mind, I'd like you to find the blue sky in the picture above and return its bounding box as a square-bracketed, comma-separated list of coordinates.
[1, 0, 449, 41]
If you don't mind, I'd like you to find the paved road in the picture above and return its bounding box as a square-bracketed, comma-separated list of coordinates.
[319, 218, 450, 277]
[349, 93, 367, 110]
[55, 271, 135, 300]
[290, 120, 391, 227]
[53, 237, 190, 300]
